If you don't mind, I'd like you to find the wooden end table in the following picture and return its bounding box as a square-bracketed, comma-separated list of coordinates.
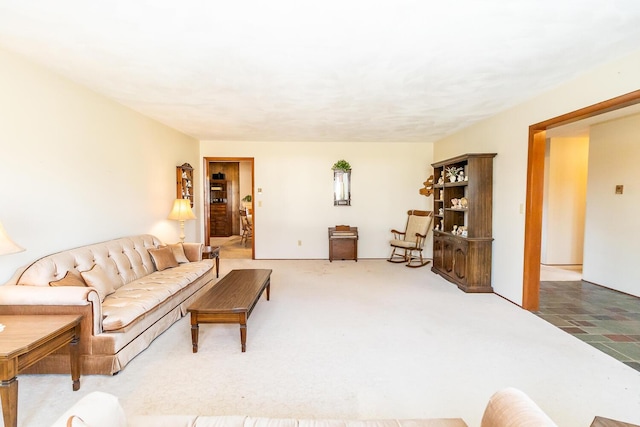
[203, 245, 220, 277]
[591, 416, 640, 427]
[0, 314, 82, 427]
[188, 269, 271, 352]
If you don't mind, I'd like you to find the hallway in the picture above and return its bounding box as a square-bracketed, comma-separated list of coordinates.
[209, 235, 252, 259]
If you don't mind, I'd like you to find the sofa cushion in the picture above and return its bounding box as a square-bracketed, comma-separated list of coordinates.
[81, 264, 117, 302]
[49, 271, 87, 287]
[101, 261, 212, 332]
[149, 247, 179, 271]
[169, 243, 190, 263]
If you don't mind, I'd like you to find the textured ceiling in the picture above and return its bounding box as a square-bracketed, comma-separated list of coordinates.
[1, 1, 640, 142]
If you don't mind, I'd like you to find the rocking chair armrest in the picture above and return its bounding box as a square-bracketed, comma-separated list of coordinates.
[390, 229, 405, 235]
[411, 232, 428, 246]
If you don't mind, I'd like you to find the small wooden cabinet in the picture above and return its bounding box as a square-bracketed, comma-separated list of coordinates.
[176, 163, 194, 208]
[328, 226, 358, 261]
[431, 153, 496, 293]
[210, 180, 231, 236]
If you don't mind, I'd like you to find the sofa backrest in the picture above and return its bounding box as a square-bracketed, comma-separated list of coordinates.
[16, 235, 162, 288]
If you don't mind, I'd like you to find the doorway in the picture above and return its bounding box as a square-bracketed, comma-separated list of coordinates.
[539, 135, 588, 279]
[204, 157, 254, 259]
[522, 90, 640, 310]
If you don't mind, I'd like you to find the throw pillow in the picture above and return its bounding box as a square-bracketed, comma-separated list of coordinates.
[80, 264, 117, 302]
[168, 243, 189, 263]
[49, 271, 87, 287]
[148, 246, 179, 271]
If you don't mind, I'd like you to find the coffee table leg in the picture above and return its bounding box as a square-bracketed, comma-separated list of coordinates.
[239, 313, 247, 352]
[266, 281, 270, 301]
[69, 325, 81, 391]
[1, 377, 18, 427]
[191, 321, 199, 353]
[215, 255, 219, 278]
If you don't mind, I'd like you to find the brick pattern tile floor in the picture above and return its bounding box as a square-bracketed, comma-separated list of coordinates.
[535, 280, 640, 372]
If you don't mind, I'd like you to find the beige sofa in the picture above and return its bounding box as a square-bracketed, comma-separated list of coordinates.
[51, 387, 558, 427]
[0, 234, 214, 375]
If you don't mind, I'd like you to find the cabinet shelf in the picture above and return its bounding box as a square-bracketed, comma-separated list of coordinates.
[444, 181, 468, 187]
[176, 163, 194, 208]
[431, 153, 496, 293]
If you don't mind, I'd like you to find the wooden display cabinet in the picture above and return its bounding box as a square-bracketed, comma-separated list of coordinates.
[210, 179, 231, 236]
[431, 153, 496, 293]
[176, 163, 194, 208]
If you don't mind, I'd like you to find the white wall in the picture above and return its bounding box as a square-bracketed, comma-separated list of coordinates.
[433, 49, 640, 305]
[200, 141, 434, 259]
[0, 48, 200, 284]
[583, 113, 640, 297]
[541, 137, 588, 265]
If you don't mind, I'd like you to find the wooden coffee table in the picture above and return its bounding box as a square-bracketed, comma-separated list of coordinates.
[0, 315, 82, 427]
[188, 269, 271, 352]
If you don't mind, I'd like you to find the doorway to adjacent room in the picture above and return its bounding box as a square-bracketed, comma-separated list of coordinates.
[204, 157, 254, 260]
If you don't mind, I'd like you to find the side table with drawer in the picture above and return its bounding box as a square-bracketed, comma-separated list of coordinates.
[202, 245, 220, 278]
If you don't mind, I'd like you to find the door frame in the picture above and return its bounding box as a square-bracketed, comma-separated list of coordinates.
[203, 157, 255, 259]
[522, 89, 640, 310]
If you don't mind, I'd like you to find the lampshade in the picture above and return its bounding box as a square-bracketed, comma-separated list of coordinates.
[0, 221, 25, 255]
[168, 199, 196, 221]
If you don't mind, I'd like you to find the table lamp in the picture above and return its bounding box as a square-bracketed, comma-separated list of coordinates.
[168, 199, 196, 243]
[0, 221, 24, 255]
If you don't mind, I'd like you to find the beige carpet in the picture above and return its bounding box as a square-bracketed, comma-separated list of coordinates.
[14, 259, 640, 427]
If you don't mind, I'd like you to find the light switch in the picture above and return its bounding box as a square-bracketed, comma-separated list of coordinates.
[615, 185, 624, 194]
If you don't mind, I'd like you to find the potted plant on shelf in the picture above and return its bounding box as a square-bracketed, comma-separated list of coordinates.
[241, 194, 252, 211]
[445, 166, 462, 182]
[332, 159, 351, 171]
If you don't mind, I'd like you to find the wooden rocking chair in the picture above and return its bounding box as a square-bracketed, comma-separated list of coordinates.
[239, 209, 253, 247]
[388, 210, 433, 268]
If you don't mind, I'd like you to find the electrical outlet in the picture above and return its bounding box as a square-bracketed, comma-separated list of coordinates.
[298, 240, 302, 246]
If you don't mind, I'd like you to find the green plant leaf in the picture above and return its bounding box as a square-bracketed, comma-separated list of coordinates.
[332, 159, 351, 171]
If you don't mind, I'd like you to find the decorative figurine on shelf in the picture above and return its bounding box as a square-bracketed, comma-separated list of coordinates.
[434, 223, 440, 231]
[460, 226, 468, 237]
[452, 225, 458, 235]
[451, 198, 458, 208]
[457, 172, 465, 182]
[439, 207, 444, 215]
[438, 176, 444, 185]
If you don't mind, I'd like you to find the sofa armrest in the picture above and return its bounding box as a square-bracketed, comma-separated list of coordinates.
[50, 391, 126, 427]
[0, 285, 103, 335]
[183, 242, 204, 262]
[480, 388, 557, 427]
